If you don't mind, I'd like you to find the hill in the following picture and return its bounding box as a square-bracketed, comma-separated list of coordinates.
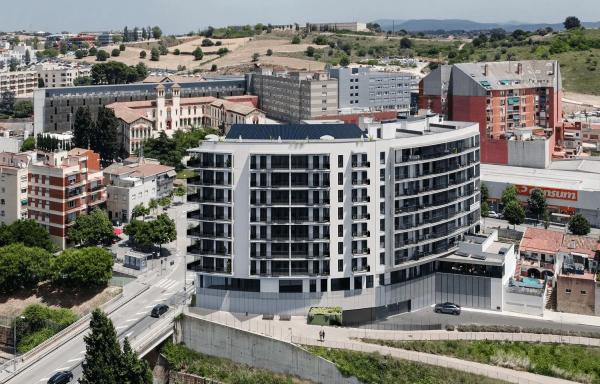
[374, 19, 600, 33]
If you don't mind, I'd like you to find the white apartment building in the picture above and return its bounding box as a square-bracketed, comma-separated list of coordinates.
[104, 158, 176, 223]
[36, 63, 91, 88]
[0, 152, 32, 225]
[186, 115, 482, 316]
[0, 70, 37, 97]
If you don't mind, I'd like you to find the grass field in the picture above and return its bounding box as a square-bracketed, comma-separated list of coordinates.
[364, 339, 600, 383]
[308, 346, 507, 384]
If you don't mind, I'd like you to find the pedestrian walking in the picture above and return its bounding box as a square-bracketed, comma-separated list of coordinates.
[322, 329, 325, 341]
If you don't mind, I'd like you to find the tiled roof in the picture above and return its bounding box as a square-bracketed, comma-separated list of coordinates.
[104, 162, 174, 178]
[226, 124, 365, 140]
[520, 228, 564, 253]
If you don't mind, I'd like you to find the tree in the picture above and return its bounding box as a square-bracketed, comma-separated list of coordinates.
[481, 201, 490, 218]
[124, 220, 152, 247]
[339, 55, 350, 67]
[149, 214, 177, 254]
[173, 48, 180, 55]
[158, 44, 168, 55]
[80, 310, 123, 384]
[120, 338, 152, 384]
[119, 44, 126, 51]
[152, 26, 163, 39]
[131, 204, 150, 221]
[503, 200, 525, 228]
[38, 78, 45, 88]
[192, 47, 204, 61]
[142, 28, 148, 40]
[96, 50, 110, 61]
[123, 26, 130, 43]
[211, 64, 218, 72]
[140, 50, 147, 59]
[480, 182, 489, 203]
[13, 100, 33, 118]
[89, 46, 98, 56]
[252, 52, 260, 62]
[21, 136, 35, 151]
[158, 196, 172, 210]
[564, 16, 582, 30]
[527, 189, 547, 220]
[93, 107, 120, 165]
[0, 244, 52, 293]
[400, 37, 412, 49]
[0, 91, 15, 115]
[291, 36, 301, 44]
[73, 106, 92, 148]
[0, 219, 55, 251]
[501, 184, 519, 207]
[9, 58, 19, 72]
[543, 209, 551, 229]
[266, 49, 273, 56]
[201, 38, 214, 47]
[68, 208, 114, 246]
[568, 214, 591, 235]
[148, 198, 158, 214]
[111, 49, 120, 57]
[51, 247, 113, 288]
[75, 49, 87, 59]
[217, 47, 229, 55]
[150, 48, 160, 61]
[305, 46, 316, 57]
[132, 27, 140, 42]
[24, 49, 31, 65]
[173, 185, 186, 203]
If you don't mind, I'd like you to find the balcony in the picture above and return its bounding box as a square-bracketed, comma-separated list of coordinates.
[352, 161, 370, 168]
[187, 229, 231, 239]
[352, 231, 370, 238]
[352, 248, 370, 256]
[352, 179, 370, 186]
[352, 196, 370, 203]
[352, 213, 370, 221]
[187, 246, 230, 256]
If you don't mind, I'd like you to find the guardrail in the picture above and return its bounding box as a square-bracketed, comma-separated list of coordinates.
[0, 285, 150, 384]
[129, 306, 182, 356]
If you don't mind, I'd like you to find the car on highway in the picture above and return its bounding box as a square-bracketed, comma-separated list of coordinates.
[434, 302, 461, 315]
[47, 370, 73, 384]
[150, 304, 169, 318]
[487, 211, 502, 219]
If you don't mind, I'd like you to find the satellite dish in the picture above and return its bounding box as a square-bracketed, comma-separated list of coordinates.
[320, 135, 335, 141]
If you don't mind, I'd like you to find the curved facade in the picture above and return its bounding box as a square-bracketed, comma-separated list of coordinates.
[186, 117, 481, 315]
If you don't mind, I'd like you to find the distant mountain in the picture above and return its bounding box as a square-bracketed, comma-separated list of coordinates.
[374, 19, 600, 33]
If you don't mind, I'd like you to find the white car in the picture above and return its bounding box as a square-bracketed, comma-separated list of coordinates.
[488, 211, 502, 219]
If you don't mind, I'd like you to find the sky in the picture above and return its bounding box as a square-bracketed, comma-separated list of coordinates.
[1, 0, 598, 34]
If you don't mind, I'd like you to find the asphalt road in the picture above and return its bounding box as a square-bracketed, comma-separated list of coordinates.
[4, 202, 193, 384]
[375, 306, 600, 334]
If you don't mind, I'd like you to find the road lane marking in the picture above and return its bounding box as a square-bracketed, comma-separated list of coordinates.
[54, 367, 70, 372]
[125, 331, 133, 338]
[40, 378, 49, 382]
[125, 318, 139, 322]
[135, 311, 147, 315]
[67, 358, 82, 363]
[116, 325, 127, 329]
[144, 305, 154, 308]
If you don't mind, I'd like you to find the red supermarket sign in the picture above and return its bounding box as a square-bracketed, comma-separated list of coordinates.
[516, 185, 578, 202]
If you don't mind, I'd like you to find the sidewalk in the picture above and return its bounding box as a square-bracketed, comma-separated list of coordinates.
[459, 306, 600, 327]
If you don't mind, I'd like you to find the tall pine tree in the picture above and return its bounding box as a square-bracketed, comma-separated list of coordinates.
[73, 106, 92, 149]
[80, 310, 122, 384]
[94, 107, 120, 166]
[120, 338, 152, 384]
[81, 310, 152, 384]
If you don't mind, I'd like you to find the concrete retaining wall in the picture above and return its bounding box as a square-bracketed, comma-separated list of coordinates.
[178, 314, 359, 384]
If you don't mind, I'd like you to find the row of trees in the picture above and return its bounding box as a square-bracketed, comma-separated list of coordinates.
[124, 213, 177, 254]
[81, 309, 152, 384]
[73, 106, 123, 165]
[139, 128, 217, 170]
[481, 183, 591, 235]
[122, 26, 162, 42]
[87, 62, 148, 85]
[0, 243, 114, 293]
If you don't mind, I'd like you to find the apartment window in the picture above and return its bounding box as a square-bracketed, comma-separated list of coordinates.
[380, 253, 385, 265]
[338, 155, 343, 168]
[380, 152, 385, 164]
[565, 289, 572, 294]
[338, 207, 343, 220]
[338, 172, 343, 185]
[366, 275, 374, 288]
[337, 259, 343, 272]
[321, 279, 327, 292]
[338, 225, 343, 237]
[581, 290, 587, 295]
[338, 242, 343, 254]
[338, 190, 343, 203]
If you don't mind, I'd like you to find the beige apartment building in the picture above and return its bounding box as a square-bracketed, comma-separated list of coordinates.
[0, 152, 32, 225]
[36, 63, 91, 88]
[250, 68, 338, 122]
[0, 70, 37, 97]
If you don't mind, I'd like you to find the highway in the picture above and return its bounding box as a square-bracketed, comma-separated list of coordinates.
[2, 203, 192, 384]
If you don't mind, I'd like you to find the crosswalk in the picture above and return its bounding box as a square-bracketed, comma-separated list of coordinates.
[154, 278, 179, 291]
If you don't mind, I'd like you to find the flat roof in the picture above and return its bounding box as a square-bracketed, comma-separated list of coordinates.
[481, 163, 600, 192]
[226, 124, 365, 141]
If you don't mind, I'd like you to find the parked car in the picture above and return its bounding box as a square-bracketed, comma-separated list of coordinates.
[150, 304, 169, 318]
[434, 302, 461, 315]
[47, 371, 73, 384]
[487, 211, 502, 219]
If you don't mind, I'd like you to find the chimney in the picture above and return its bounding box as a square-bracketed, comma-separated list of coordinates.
[483, 64, 488, 76]
[517, 63, 522, 75]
